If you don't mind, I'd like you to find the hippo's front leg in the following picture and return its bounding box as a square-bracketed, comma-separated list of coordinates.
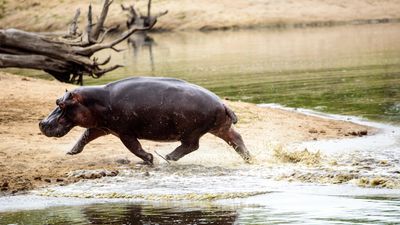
[67, 128, 109, 155]
[120, 134, 154, 165]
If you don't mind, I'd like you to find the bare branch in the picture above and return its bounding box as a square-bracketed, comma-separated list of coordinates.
[77, 20, 156, 56]
[96, 55, 111, 65]
[95, 25, 119, 44]
[93, 64, 123, 77]
[91, 0, 113, 41]
[67, 8, 81, 37]
[155, 10, 168, 18]
[147, 0, 152, 19]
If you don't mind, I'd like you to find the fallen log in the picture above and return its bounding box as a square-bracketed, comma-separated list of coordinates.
[0, 0, 156, 84]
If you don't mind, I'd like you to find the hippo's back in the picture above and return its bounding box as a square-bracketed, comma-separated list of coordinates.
[104, 77, 226, 140]
[106, 77, 221, 105]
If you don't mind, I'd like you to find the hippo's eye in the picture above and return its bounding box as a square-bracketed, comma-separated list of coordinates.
[58, 102, 66, 109]
[56, 99, 66, 110]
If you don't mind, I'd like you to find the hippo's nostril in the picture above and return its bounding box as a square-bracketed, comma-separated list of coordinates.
[39, 121, 47, 131]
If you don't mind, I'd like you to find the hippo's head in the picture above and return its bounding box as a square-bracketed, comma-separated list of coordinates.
[39, 91, 97, 137]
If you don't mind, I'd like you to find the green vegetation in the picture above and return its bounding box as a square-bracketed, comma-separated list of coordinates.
[0, 0, 6, 19]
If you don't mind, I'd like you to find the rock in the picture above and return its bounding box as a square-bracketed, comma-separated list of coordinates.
[1, 181, 8, 188]
[44, 178, 51, 183]
[308, 128, 318, 133]
[370, 177, 387, 187]
[1, 182, 9, 191]
[348, 130, 368, 137]
[116, 158, 131, 165]
[359, 130, 368, 136]
[56, 178, 64, 182]
[67, 169, 119, 180]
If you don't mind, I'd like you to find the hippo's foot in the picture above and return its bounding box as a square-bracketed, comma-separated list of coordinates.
[66, 144, 84, 155]
[66, 149, 81, 155]
[136, 160, 154, 167]
[165, 153, 179, 161]
[242, 154, 254, 164]
[138, 153, 154, 166]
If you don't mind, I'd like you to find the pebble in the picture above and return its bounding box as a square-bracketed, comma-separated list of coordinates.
[116, 158, 131, 165]
[67, 169, 119, 180]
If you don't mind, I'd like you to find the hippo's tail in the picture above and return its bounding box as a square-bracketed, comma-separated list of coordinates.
[224, 104, 238, 124]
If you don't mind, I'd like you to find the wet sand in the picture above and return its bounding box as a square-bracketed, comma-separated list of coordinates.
[0, 72, 374, 194]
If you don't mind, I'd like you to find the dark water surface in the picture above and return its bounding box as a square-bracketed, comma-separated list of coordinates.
[1, 188, 400, 225]
[0, 203, 238, 225]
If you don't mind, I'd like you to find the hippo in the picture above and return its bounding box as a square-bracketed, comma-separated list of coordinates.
[39, 77, 252, 165]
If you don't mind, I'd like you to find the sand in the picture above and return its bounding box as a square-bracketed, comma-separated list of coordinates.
[1, 0, 400, 32]
[0, 72, 374, 194]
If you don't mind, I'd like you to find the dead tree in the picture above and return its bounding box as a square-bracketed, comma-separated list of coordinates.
[121, 0, 167, 29]
[121, 0, 167, 72]
[0, 0, 156, 84]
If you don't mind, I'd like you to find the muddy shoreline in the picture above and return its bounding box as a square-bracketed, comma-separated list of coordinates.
[0, 72, 375, 194]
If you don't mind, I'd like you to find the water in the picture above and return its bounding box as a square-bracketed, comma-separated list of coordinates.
[7, 23, 400, 123]
[2, 24, 400, 224]
[1, 187, 400, 224]
[80, 23, 400, 124]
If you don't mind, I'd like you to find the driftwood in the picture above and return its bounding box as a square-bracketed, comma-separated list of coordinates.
[0, 0, 156, 84]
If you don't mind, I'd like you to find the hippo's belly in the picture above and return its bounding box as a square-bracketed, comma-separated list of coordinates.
[122, 106, 217, 141]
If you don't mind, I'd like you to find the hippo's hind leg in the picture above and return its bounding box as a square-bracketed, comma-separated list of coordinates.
[120, 135, 153, 165]
[165, 137, 200, 161]
[67, 128, 109, 155]
[212, 127, 252, 163]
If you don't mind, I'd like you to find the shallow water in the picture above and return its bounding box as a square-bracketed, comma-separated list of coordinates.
[1, 186, 400, 224]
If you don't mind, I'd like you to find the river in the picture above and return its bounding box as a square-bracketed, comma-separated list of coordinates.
[1, 23, 400, 224]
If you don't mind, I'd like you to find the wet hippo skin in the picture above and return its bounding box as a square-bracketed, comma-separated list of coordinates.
[39, 77, 252, 164]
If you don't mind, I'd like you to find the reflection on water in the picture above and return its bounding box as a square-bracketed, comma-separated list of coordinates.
[1, 188, 400, 225]
[128, 32, 155, 72]
[0, 203, 237, 225]
[86, 23, 400, 123]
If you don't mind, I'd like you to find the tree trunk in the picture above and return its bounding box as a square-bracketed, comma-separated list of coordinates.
[0, 0, 156, 84]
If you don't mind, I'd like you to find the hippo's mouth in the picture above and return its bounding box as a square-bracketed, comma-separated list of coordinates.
[39, 122, 73, 137]
[39, 107, 74, 137]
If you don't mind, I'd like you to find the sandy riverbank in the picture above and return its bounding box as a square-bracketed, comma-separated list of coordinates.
[0, 72, 374, 194]
[1, 0, 400, 32]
